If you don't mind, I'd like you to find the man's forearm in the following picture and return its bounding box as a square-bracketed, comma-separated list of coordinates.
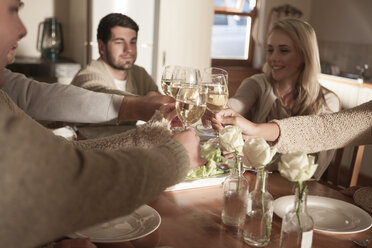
[118, 95, 174, 122]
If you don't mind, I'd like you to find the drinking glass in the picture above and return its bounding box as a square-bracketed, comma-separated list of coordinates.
[175, 84, 207, 129]
[198, 67, 229, 138]
[169, 66, 201, 98]
[173, 66, 201, 84]
[203, 67, 228, 87]
[204, 75, 228, 114]
[161, 65, 180, 96]
[202, 67, 229, 114]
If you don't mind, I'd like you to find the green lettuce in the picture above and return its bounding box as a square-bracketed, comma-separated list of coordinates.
[185, 141, 228, 180]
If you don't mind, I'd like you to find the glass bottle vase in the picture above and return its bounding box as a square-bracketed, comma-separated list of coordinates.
[243, 168, 273, 247]
[279, 184, 314, 248]
[221, 156, 249, 226]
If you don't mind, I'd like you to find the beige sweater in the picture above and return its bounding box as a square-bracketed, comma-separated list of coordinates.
[71, 58, 158, 96]
[273, 100, 372, 153]
[0, 90, 188, 248]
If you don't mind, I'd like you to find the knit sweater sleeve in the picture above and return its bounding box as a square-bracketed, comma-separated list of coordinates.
[272, 100, 372, 153]
[0, 93, 189, 247]
[73, 110, 172, 150]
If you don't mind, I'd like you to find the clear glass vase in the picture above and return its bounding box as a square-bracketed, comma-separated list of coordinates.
[279, 184, 314, 248]
[221, 156, 249, 226]
[243, 168, 273, 247]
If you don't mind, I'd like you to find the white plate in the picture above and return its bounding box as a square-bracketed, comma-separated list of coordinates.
[68, 205, 161, 242]
[274, 195, 372, 234]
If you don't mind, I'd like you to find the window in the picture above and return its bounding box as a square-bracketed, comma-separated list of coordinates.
[211, 0, 257, 66]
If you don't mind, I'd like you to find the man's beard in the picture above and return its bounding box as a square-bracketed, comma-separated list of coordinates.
[106, 54, 134, 71]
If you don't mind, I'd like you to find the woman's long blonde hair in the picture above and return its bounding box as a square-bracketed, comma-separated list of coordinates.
[263, 18, 329, 115]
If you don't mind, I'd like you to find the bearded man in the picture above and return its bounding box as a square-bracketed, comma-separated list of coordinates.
[71, 13, 159, 97]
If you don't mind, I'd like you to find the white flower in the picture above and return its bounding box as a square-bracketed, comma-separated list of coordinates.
[218, 126, 244, 153]
[242, 137, 277, 168]
[278, 152, 318, 182]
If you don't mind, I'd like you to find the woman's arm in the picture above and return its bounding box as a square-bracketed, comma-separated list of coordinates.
[214, 101, 372, 153]
[213, 108, 280, 141]
[272, 100, 372, 153]
[227, 76, 262, 116]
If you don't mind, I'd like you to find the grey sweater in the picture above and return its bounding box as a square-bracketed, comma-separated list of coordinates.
[0, 90, 189, 248]
[2, 68, 124, 123]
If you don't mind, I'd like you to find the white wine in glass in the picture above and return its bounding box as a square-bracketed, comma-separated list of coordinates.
[176, 85, 207, 129]
[199, 68, 229, 139]
[206, 83, 229, 114]
[169, 81, 185, 98]
[202, 69, 229, 114]
[161, 65, 180, 96]
[161, 79, 173, 96]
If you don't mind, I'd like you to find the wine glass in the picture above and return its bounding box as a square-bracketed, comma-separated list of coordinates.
[169, 66, 201, 98]
[195, 67, 229, 145]
[173, 66, 201, 84]
[175, 84, 207, 130]
[161, 65, 180, 96]
[200, 67, 229, 127]
[203, 67, 228, 87]
[204, 74, 228, 114]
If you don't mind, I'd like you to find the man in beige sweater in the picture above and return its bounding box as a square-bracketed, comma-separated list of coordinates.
[0, 1, 203, 247]
[70, 13, 161, 138]
[71, 13, 159, 97]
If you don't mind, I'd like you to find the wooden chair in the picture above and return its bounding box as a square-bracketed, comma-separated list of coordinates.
[320, 145, 365, 190]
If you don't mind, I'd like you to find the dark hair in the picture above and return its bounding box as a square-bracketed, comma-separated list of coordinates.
[97, 13, 139, 43]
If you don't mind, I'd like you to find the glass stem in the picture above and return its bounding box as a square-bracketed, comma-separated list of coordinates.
[296, 181, 304, 234]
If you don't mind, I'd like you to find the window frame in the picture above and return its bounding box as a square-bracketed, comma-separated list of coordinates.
[211, 5, 257, 67]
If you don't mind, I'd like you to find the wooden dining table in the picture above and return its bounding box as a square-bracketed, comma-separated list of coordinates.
[95, 171, 372, 248]
[146, 171, 371, 248]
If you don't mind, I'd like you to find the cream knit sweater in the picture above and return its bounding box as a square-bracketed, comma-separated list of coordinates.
[273, 100, 372, 153]
[0, 90, 189, 248]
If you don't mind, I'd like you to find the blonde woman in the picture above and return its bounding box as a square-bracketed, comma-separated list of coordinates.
[226, 19, 340, 178]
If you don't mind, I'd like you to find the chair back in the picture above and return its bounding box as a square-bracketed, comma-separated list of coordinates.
[320, 145, 365, 190]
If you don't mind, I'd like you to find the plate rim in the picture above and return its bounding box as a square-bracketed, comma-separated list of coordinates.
[68, 204, 161, 243]
[274, 195, 372, 234]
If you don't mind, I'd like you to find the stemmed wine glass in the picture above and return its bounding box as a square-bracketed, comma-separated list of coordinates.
[203, 67, 228, 88]
[169, 66, 201, 98]
[199, 67, 229, 136]
[161, 65, 180, 96]
[203, 67, 229, 114]
[175, 84, 207, 130]
[204, 74, 228, 114]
